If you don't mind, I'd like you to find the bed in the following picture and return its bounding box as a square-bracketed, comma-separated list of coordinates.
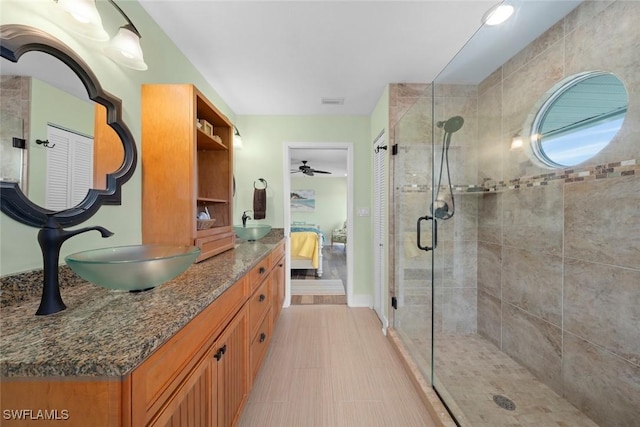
[290, 224, 324, 277]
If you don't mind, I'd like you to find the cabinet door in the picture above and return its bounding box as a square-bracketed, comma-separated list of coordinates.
[213, 308, 248, 427]
[149, 351, 215, 427]
[272, 255, 286, 321]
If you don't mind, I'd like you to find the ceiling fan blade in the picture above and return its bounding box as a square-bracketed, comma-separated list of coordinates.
[312, 170, 331, 174]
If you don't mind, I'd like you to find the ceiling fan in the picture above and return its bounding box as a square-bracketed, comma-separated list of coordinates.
[291, 160, 332, 176]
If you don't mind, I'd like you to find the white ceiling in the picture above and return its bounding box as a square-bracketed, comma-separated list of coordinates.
[139, 1, 581, 175]
[139, 0, 497, 116]
[139, 1, 581, 117]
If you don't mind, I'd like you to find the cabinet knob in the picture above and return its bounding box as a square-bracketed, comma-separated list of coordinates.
[259, 266, 266, 274]
[259, 333, 267, 343]
[259, 294, 266, 302]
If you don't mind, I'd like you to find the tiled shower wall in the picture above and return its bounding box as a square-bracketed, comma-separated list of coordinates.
[476, 2, 639, 425]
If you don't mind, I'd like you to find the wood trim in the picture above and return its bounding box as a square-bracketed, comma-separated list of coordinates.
[0, 378, 125, 427]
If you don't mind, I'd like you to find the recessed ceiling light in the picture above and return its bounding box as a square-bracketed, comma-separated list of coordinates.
[482, 4, 514, 26]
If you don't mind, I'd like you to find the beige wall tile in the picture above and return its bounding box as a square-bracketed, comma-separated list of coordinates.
[503, 185, 564, 255]
[563, 332, 640, 427]
[477, 193, 502, 245]
[565, 175, 640, 269]
[502, 247, 562, 326]
[477, 290, 501, 348]
[441, 288, 477, 334]
[502, 303, 563, 395]
[564, 258, 640, 365]
[477, 242, 501, 298]
[503, 19, 564, 79]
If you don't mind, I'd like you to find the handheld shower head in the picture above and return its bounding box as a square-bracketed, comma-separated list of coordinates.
[437, 116, 464, 134]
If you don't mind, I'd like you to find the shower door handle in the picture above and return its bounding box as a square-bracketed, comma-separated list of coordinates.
[417, 215, 437, 252]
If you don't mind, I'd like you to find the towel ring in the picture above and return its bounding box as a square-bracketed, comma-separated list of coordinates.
[254, 178, 267, 189]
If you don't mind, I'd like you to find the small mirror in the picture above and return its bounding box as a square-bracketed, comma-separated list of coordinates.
[0, 24, 136, 228]
[527, 71, 628, 168]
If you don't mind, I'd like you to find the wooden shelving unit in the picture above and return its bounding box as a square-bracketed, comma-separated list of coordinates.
[141, 84, 235, 262]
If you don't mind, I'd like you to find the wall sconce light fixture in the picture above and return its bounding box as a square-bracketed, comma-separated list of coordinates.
[56, 0, 148, 70]
[510, 133, 523, 150]
[233, 127, 243, 150]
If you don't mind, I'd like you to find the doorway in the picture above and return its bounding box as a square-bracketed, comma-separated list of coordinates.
[283, 142, 354, 307]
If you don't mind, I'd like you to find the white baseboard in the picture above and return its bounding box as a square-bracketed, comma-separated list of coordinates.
[348, 293, 372, 307]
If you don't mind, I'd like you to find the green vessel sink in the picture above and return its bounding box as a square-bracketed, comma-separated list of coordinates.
[233, 225, 272, 241]
[65, 244, 200, 291]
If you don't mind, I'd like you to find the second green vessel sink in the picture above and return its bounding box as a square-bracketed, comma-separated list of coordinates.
[233, 225, 272, 241]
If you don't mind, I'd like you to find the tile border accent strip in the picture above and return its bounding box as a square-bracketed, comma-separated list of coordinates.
[400, 159, 638, 193]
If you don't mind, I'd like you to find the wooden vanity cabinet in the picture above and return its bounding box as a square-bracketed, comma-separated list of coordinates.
[270, 241, 286, 320]
[141, 84, 235, 262]
[132, 243, 285, 427]
[132, 276, 248, 427]
[0, 245, 285, 427]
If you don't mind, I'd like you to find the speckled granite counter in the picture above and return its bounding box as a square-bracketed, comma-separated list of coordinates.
[0, 230, 284, 378]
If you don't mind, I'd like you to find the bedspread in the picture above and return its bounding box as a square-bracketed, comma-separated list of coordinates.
[290, 232, 319, 268]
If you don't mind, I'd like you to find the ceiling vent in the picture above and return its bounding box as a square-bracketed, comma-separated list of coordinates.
[321, 97, 345, 105]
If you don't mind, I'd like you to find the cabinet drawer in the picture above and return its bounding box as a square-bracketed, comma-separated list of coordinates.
[249, 256, 271, 292]
[249, 277, 271, 339]
[250, 307, 272, 380]
[195, 230, 235, 262]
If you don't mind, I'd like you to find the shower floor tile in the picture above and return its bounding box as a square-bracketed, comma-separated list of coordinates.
[400, 331, 599, 427]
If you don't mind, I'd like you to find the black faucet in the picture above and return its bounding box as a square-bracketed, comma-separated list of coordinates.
[36, 216, 113, 315]
[242, 210, 252, 227]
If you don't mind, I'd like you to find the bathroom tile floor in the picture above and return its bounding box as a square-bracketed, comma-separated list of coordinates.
[399, 330, 599, 427]
[239, 306, 437, 426]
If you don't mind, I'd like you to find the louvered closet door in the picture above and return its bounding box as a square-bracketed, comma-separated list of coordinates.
[45, 124, 94, 210]
[373, 132, 387, 325]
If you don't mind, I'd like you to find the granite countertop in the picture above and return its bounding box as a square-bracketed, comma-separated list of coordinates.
[0, 231, 284, 379]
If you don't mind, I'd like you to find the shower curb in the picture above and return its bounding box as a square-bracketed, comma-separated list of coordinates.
[387, 328, 458, 427]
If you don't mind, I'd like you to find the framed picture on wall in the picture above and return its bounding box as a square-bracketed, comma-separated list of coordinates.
[290, 189, 315, 212]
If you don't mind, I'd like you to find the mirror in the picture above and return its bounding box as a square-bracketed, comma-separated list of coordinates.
[0, 24, 136, 228]
[526, 71, 628, 168]
[1, 51, 125, 206]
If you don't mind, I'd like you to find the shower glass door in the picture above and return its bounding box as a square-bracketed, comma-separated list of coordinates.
[390, 84, 436, 385]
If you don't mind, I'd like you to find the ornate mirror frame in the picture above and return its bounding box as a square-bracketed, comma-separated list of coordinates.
[0, 24, 137, 228]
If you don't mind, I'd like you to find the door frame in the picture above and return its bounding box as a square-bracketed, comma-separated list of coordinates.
[283, 141, 354, 307]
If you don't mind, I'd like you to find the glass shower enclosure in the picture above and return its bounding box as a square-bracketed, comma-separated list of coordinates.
[390, 1, 640, 426]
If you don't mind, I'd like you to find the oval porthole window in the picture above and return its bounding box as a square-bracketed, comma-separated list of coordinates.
[527, 71, 628, 168]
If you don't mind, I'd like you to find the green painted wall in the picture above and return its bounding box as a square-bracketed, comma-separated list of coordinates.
[290, 176, 347, 237]
[0, 1, 382, 306]
[0, 0, 234, 275]
[233, 115, 373, 296]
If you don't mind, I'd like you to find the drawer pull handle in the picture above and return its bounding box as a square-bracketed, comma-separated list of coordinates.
[259, 267, 266, 274]
[214, 344, 228, 361]
[259, 333, 267, 343]
[259, 294, 266, 302]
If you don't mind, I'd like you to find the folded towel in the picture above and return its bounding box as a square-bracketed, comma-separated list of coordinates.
[253, 188, 266, 219]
